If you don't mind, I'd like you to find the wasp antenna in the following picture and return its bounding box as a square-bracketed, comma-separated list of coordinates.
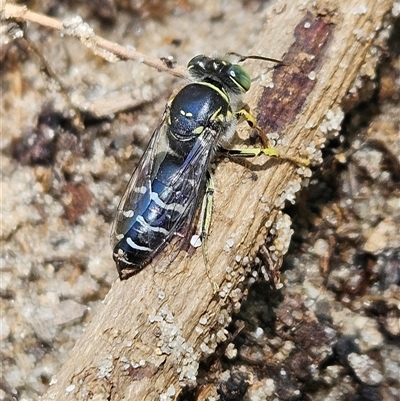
[226, 52, 284, 66]
[225, 52, 247, 62]
[245, 55, 284, 65]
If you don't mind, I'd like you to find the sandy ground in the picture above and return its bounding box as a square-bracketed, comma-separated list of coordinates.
[1, 1, 399, 400]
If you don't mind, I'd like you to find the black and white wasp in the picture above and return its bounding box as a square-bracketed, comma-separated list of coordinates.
[111, 54, 281, 280]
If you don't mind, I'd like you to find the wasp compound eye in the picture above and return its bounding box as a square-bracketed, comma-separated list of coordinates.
[228, 65, 251, 93]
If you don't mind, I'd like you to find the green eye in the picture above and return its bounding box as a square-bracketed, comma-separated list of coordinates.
[229, 65, 251, 92]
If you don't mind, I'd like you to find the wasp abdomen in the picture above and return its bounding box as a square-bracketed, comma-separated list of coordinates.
[113, 157, 192, 276]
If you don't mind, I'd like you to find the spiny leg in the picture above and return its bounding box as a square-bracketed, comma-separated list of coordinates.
[235, 106, 310, 166]
[196, 172, 219, 292]
[226, 145, 310, 166]
[236, 106, 270, 148]
[225, 146, 280, 158]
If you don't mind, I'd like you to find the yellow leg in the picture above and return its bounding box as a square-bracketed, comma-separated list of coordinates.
[197, 174, 219, 292]
[234, 107, 310, 166]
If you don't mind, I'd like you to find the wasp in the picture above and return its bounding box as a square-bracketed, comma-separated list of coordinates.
[111, 54, 284, 280]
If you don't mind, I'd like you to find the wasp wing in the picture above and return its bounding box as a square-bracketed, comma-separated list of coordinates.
[110, 114, 170, 249]
[162, 125, 218, 228]
[111, 112, 220, 271]
[146, 124, 219, 268]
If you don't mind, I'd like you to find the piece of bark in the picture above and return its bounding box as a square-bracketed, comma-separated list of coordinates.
[39, 0, 393, 400]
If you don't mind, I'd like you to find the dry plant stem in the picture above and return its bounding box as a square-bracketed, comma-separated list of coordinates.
[3, 3, 188, 78]
[29, 0, 391, 400]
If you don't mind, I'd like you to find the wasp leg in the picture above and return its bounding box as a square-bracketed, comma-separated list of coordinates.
[196, 173, 219, 292]
[236, 106, 257, 128]
[235, 107, 310, 166]
[226, 146, 310, 166]
[236, 106, 271, 148]
[226, 146, 280, 158]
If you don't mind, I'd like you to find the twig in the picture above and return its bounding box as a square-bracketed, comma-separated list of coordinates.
[3, 3, 188, 78]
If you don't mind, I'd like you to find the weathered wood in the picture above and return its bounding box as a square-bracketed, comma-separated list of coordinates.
[37, 0, 393, 399]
